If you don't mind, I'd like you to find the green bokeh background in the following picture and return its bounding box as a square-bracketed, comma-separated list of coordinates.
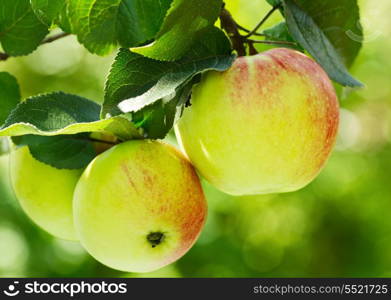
[0, 0, 390, 277]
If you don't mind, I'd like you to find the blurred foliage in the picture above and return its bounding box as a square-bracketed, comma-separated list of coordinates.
[1, 0, 391, 277]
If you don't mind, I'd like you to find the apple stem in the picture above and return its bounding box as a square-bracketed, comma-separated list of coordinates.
[248, 41, 258, 55]
[147, 232, 165, 248]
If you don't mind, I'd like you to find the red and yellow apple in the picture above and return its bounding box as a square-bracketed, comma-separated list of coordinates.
[73, 140, 207, 273]
[175, 48, 339, 195]
[10, 146, 81, 240]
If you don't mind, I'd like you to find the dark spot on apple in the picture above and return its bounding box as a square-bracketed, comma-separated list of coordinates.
[147, 232, 165, 248]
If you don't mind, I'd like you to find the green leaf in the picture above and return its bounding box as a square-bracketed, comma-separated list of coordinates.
[262, 22, 302, 50]
[30, 0, 64, 25]
[283, 0, 363, 87]
[0, 0, 49, 56]
[66, 0, 172, 55]
[132, 100, 177, 139]
[132, 0, 223, 61]
[0, 92, 142, 141]
[0, 72, 21, 126]
[104, 27, 233, 139]
[132, 77, 197, 139]
[292, 0, 362, 68]
[104, 27, 234, 117]
[13, 134, 96, 169]
[56, 1, 72, 33]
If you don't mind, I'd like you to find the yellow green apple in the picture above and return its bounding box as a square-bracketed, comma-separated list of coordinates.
[10, 146, 81, 240]
[73, 140, 207, 273]
[175, 48, 340, 195]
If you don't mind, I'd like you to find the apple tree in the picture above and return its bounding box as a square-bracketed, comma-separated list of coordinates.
[0, 0, 363, 272]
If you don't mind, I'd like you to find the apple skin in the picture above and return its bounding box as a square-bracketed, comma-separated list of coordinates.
[175, 48, 339, 196]
[73, 140, 207, 273]
[10, 146, 81, 240]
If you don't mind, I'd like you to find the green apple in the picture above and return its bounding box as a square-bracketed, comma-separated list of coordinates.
[175, 48, 340, 195]
[73, 140, 207, 273]
[10, 146, 81, 240]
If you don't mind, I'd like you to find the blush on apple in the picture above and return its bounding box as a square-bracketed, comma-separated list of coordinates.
[73, 140, 207, 273]
[176, 48, 339, 196]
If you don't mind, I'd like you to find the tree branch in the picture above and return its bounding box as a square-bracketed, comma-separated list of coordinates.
[0, 32, 70, 62]
[219, 8, 246, 56]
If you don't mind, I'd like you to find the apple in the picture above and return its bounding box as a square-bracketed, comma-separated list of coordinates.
[10, 146, 81, 240]
[73, 140, 207, 273]
[175, 48, 339, 195]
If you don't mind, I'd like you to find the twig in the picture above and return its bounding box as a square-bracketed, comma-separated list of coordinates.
[0, 32, 70, 62]
[69, 135, 119, 145]
[42, 32, 70, 44]
[86, 137, 118, 145]
[235, 23, 265, 36]
[244, 4, 281, 38]
[220, 5, 291, 56]
[247, 39, 297, 46]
